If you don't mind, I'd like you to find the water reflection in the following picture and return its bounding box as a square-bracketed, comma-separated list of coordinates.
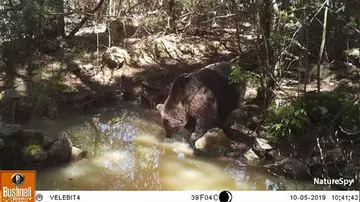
[32, 106, 321, 191]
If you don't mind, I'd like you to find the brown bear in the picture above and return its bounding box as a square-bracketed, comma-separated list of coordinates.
[156, 61, 246, 148]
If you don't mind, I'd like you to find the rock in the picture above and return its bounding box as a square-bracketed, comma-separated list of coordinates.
[265, 157, 310, 180]
[0, 123, 22, 137]
[70, 146, 88, 162]
[325, 148, 345, 162]
[0, 126, 85, 169]
[230, 141, 250, 152]
[0, 138, 4, 150]
[306, 156, 321, 167]
[265, 149, 281, 161]
[243, 148, 260, 166]
[255, 138, 273, 150]
[307, 148, 345, 166]
[25, 145, 48, 162]
[19, 129, 45, 145]
[101, 47, 130, 69]
[48, 134, 73, 162]
[0, 89, 20, 104]
[226, 151, 243, 158]
[339, 167, 357, 179]
[194, 128, 231, 156]
[253, 138, 273, 157]
[225, 109, 246, 127]
[41, 136, 56, 149]
[224, 108, 257, 145]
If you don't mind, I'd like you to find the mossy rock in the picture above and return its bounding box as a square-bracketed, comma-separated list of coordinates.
[24, 144, 48, 162]
[24, 144, 41, 156]
[18, 130, 45, 146]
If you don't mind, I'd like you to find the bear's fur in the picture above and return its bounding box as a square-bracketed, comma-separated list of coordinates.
[157, 62, 246, 147]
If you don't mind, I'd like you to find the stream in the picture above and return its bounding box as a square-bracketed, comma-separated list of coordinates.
[24, 103, 323, 191]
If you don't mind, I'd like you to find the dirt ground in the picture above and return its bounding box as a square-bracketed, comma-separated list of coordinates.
[2, 22, 358, 121]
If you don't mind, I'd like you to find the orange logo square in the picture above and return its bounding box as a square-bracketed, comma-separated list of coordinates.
[0, 170, 36, 202]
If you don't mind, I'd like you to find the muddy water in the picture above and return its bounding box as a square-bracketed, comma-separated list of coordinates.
[25, 103, 322, 191]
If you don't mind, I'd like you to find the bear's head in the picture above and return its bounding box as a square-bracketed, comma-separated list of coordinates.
[156, 73, 191, 138]
[156, 102, 187, 138]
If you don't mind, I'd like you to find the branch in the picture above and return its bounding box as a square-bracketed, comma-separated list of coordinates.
[66, 0, 106, 39]
[124, 0, 150, 15]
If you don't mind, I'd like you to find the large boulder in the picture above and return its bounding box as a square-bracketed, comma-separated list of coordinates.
[264, 157, 311, 180]
[224, 108, 257, 145]
[47, 133, 73, 162]
[194, 127, 251, 157]
[243, 148, 261, 166]
[101, 47, 130, 69]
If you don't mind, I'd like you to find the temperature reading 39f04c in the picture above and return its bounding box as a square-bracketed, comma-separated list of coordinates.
[190, 191, 232, 202]
[191, 194, 218, 201]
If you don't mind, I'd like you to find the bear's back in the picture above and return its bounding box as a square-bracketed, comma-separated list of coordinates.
[191, 62, 239, 123]
[203, 62, 232, 79]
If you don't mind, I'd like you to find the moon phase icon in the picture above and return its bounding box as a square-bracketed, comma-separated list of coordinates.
[219, 190, 233, 202]
[226, 191, 233, 202]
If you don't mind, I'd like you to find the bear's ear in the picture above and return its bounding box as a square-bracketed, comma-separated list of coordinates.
[156, 104, 164, 112]
[171, 73, 190, 93]
[178, 73, 191, 84]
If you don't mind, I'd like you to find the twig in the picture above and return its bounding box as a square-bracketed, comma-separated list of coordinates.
[338, 126, 360, 136]
[205, 13, 237, 23]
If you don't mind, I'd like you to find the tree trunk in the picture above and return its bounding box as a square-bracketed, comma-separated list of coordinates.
[55, 0, 66, 37]
[260, 0, 276, 109]
[316, 0, 330, 92]
[168, 0, 177, 33]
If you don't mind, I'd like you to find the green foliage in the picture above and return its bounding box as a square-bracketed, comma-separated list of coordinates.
[229, 64, 246, 84]
[229, 63, 259, 86]
[348, 17, 359, 28]
[265, 92, 358, 138]
[265, 102, 307, 138]
[0, 0, 62, 42]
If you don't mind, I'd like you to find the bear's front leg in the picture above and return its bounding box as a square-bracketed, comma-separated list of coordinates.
[189, 118, 213, 149]
[190, 132, 202, 149]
